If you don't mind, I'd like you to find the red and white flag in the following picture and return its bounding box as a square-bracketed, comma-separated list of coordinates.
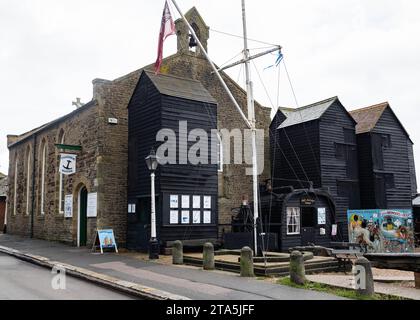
[155, 0, 176, 74]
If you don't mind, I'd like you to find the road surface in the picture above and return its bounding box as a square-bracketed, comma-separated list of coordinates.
[0, 253, 135, 300]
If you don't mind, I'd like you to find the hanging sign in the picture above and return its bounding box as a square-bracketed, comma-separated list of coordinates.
[301, 196, 315, 206]
[92, 229, 118, 254]
[59, 154, 77, 175]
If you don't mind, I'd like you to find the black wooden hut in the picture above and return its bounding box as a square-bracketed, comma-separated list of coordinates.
[270, 97, 360, 240]
[350, 102, 417, 209]
[259, 186, 337, 252]
[127, 71, 218, 251]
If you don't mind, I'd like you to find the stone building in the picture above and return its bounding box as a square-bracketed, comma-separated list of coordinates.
[6, 7, 271, 247]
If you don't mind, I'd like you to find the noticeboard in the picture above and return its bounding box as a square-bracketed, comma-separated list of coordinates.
[92, 229, 118, 254]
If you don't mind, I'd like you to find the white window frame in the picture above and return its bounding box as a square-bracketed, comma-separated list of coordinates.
[58, 132, 65, 214]
[13, 159, 18, 216]
[286, 207, 301, 235]
[26, 151, 31, 215]
[40, 143, 46, 215]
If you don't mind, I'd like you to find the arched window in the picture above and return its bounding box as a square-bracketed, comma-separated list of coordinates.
[40, 140, 47, 215]
[26, 146, 31, 215]
[13, 157, 18, 216]
[58, 130, 65, 214]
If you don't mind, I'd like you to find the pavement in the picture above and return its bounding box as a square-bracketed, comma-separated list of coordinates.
[0, 253, 135, 300]
[307, 273, 420, 300]
[0, 233, 345, 300]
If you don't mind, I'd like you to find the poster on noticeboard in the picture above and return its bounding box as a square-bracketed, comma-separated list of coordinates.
[347, 209, 415, 253]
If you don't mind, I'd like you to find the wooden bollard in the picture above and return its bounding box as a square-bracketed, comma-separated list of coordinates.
[240, 247, 255, 277]
[415, 272, 420, 289]
[353, 257, 374, 296]
[203, 242, 215, 270]
[290, 251, 306, 285]
[172, 240, 183, 265]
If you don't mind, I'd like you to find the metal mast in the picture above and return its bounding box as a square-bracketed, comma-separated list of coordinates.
[171, 0, 281, 256]
[241, 0, 260, 255]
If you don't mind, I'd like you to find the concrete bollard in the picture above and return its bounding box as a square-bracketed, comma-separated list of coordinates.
[353, 257, 374, 296]
[172, 240, 183, 265]
[415, 272, 420, 289]
[240, 247, 255, 277]
[290, 251, 306, 285]
[203, 242, 215, 270]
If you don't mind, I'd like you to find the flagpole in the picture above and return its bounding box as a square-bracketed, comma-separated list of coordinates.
[241, 0, 260, 256]
[170, 0, 251, 129]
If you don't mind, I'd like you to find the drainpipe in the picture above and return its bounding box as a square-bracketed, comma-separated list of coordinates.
[30, 134, 37, 238]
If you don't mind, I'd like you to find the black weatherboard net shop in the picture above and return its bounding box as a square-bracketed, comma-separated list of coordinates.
[350, 102, 417, 210]
[270, 97, 360, 241]
[259, 186, 337, 252]
[127, 71, 218, 252]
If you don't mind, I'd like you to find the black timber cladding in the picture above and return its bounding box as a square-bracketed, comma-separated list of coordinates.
[259, 189, 337, 252]
[127, 71, 218, 250]
[270, 97, 360, 240]
[350, 104, 416, 209]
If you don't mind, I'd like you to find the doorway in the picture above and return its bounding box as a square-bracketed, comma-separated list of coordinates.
[78, 187, 88, 247]
[301, 207, 316, 246]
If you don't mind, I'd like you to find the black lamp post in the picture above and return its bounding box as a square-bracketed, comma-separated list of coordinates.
[145, 149, 159, 259]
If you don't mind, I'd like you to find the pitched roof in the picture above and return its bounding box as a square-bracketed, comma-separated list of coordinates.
[349, 102, 388, 134]
[143, 71, 217, 104]
[350, 102, 413, 142]
[277, 96, 338, 129]
[8, 100, 97, 148]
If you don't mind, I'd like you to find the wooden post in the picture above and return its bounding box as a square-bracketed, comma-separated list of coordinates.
[172, 240, 183, 265]
[240, 247, 255, 277]
[290, 251, 306, 285]
[203, 242, 215, 270]
[354, 257, 374, 296]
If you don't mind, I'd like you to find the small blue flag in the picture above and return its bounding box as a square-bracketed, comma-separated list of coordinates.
[264, 52, 283, 70]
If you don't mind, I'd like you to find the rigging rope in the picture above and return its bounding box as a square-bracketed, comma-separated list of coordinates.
[210, 28, 279, 47]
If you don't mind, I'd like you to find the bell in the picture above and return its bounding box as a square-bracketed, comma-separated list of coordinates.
[189, 34, 198, 48]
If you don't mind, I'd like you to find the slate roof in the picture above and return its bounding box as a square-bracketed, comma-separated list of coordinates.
[350, 102, 412, 142]
[143, 71, 217, 105]
[277, 96, 338, 129]
[349, 102, 388, 134]
[0, 173, 7, 197]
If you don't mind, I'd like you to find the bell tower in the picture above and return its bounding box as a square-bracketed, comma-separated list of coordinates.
[175, 7, 210, 57]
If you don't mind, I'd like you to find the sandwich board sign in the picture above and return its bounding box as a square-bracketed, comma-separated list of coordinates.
[92, 229, 118, 254]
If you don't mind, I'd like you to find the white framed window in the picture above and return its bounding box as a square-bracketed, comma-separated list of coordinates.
[287, 207, 300, 235]
[40, 141, 47, 215]
[13, 158, 18, 216]
[26, 149, 31, 215]
[58, 131, 65, 214]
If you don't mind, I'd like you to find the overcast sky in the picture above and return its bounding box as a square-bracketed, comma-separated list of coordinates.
[1, 0, 419, 189]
